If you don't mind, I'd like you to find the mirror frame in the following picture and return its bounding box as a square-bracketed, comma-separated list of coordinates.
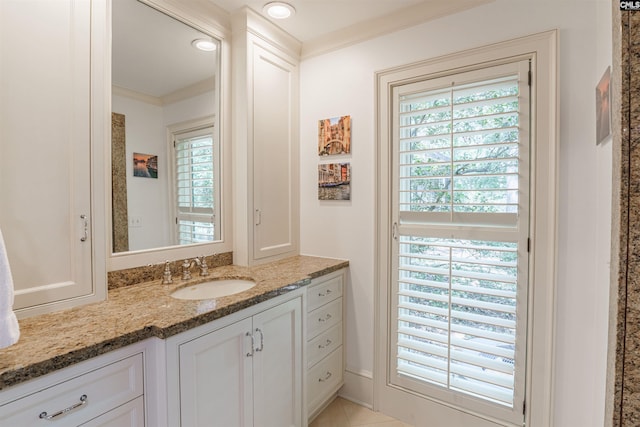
[108, 0, 232, 271]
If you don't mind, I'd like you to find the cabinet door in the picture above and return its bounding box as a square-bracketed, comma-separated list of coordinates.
[252, 297, 302, 427]
[252, 40, 299, 262]
[0, 0, 100, 313]
[178, 317, 253, 427]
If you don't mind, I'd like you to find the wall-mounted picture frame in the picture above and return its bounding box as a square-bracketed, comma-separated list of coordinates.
[596, 66, 611, 145]
[133, 152, 158, 178]
[318, 115, 351, 155]
[318, 163, 351, 201]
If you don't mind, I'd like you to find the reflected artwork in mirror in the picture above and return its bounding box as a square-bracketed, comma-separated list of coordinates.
[111, 0, 221, 254]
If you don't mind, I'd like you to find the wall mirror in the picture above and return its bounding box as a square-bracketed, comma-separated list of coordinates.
[111, 0, 227, 267]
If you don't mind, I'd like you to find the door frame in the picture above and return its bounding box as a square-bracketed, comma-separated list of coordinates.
[374, 30, 558, 427]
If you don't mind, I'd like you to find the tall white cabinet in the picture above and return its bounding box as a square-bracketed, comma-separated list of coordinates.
[165, 291, 304, 427]
[232, 8, 300, 266]
[0, 0, 107, 317]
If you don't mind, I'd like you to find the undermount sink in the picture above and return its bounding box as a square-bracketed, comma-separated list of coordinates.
[170, 279, 256, 300]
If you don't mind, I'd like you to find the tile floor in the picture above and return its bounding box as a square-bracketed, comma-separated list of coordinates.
[310, 397, 413, 427]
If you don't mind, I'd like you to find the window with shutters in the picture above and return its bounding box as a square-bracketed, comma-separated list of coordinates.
[173, 125, 220, 245]
[390, 59, 530, 424]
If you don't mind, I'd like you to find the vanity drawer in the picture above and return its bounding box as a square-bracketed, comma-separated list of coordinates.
[307, 297, 342, 340]
[307, 275, 343, 312]
[307, 346, 343, 414]
[0, 353, 144, 426]
[307, 322, 342, 368]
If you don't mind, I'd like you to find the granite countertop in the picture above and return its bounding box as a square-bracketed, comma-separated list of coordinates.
[0, 255, 348, 391]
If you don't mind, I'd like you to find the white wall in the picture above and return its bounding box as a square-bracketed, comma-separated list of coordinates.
[299, 1, 612, 425]
[112, 90, 215, 252]
[113, 95, 171, 251]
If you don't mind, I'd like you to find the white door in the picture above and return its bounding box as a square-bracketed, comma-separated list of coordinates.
[0, 0, 94, 311]
[178, 317, 254, 427]
[252, 297, 303, 427]
[381, 59, 532, 427]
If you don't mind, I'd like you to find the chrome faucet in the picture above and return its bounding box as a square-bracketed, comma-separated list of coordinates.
[181, 256, 210, 280]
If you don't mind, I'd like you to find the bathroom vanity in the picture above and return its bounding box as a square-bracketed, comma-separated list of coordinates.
[0, 256, 347, 426]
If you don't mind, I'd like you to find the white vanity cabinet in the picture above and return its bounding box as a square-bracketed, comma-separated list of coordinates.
[165, 290, 304, 427]
[0, 0, 107, 317]
[306, 269, 346, 421]
[0, 342, 148, 427]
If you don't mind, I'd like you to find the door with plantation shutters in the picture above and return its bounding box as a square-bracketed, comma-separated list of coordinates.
[389, 59, 530, 425]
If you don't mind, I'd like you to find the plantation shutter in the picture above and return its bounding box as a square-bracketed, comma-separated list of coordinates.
[174, 127, 217, 245]
[390, 60, 530, 424]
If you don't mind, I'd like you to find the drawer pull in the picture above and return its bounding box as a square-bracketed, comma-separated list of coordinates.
[318, 314, 332, 323]
[318, 289, 332, 297]
[39, 394, 87, 420]
[319, 372, 332, 382]
[318, 339, 332, 349]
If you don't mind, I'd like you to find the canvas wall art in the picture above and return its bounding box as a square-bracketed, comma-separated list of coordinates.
[318, 115, 351, 155]
[318, 163, 351, 201]
[133, 153, 158, 178]
[596, 66, 611, 145]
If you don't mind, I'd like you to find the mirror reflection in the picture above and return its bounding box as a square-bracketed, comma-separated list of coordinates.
[111, 0, 221, 253]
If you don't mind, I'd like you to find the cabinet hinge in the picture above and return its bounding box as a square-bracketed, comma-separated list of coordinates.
[523, 400, 526, 415]
[528, 70, 532, 86]
[527, 238, 531, 253]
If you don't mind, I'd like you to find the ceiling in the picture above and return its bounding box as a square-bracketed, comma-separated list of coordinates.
[211, 0, 426, 42]
[112, 0, 493, 98]
[209, 0, 493, 56]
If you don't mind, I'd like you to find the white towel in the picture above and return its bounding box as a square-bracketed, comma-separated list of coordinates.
[0, 228, 19, 348]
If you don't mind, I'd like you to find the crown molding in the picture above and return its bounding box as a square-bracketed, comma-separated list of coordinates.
[300, 0, 495, 59]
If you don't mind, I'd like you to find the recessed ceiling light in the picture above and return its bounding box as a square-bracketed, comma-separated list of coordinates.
[263, 2, 295, 19]
[191, 38, 217, 52]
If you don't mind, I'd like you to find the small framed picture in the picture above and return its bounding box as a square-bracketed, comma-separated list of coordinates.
[318, 115, 351, 155]
[133, 153, 158, 178]
[318, 163, 351, 200]
[596, 66, 611, 145]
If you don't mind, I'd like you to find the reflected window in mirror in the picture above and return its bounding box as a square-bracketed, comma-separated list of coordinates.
[171, 121, 220, 245]
[111, 0, 222, 255]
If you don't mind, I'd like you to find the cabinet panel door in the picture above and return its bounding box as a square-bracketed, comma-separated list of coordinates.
[0, 0, 93, 310]
[179, 318, 253, 427]
[252, 42, 298, 261]
[252, 297, 302, 427]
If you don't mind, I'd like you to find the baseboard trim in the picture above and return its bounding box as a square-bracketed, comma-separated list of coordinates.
[338, 369, 374, 409]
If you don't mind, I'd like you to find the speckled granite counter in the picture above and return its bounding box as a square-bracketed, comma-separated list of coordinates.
[0, 255, 348, 391]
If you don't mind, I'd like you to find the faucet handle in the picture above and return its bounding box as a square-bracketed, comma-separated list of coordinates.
[199, 256, 209, 276]
[182, 259, 192, 281]
[162, 260, 173, 284]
